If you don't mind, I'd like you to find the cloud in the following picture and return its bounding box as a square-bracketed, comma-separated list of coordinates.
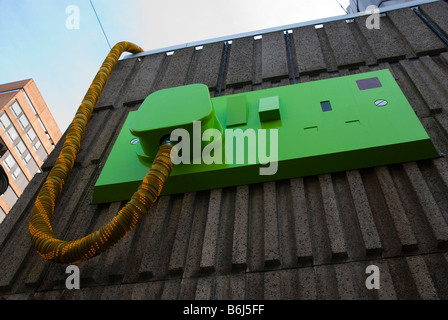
[126, 0, 348, 51]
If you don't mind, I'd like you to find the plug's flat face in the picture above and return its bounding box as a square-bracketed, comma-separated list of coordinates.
[92, 70, 439, 204]
[129, 84, 218, 162]
[130, 83, 213, 134]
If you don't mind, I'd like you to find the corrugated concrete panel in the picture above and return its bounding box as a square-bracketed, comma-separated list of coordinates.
[399, 59, 447, 114]
[323, 20, 365, 68]
[345, 170, 382, 256]
[95, 58, 138, 108]
[315, 27, 339, 73]
[420, 0, 448, 36]
[231, 185, 249, 269]
[0, 1, 448, 301]
[225, 37, 254, 86]
[263, 182, 280, 267]
[319, 174, 348, 261]
[168, 192, 196, 275]
[388, 8, 446, 56]
[289, 178, 313, 265]
[190, 42, 224, 90]
[355, 14, 411, 62]
[291, 25, 327, 75]
[157, 47, 195, 90]
[261, 31, 289, 81]
[374, 166, 418, 251]
[200, 189, 222, 272]
[122, 53, 165, 105]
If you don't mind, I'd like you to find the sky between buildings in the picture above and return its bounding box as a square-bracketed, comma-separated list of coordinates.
[0, 0, 349, 132]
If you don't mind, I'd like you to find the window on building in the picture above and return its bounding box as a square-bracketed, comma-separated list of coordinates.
[18, 114, 30, 130]
[1, 113, 19, 143]
[24, 153, 31, 163]
[15, 141, 26, 155]
[12, 167, 21, 180]
[25, 127, 44, 158]
[14, 138, 35, 169]
[23, 91, 38, 115]
[33, 140, 42, 151]
[0, 113, 11, 129]
[7, 126, 18, 143]
[38, 118, 48, 133]
[26, 127, 37, 143]
[15, 140, 32, 166]
[10, 101, 22, 117]
[3, 154, 16, 170]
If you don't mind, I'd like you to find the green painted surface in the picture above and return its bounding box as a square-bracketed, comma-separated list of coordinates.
[226, 95, 248, 127]
[258, 96, 280, 121]
[129, 83, 222, 163]
[92, 70, 439, 204]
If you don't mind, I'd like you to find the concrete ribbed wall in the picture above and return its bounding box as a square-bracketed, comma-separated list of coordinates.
[1, 1, 448, 300]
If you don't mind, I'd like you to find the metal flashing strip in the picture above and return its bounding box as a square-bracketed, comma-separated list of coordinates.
[284, 31, 296, 84]
[121, 0, 439, 60]
[216, 41, 230, 97]
[412, 6, 448, 46]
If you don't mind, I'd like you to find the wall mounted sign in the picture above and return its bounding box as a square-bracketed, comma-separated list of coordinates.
[92, 70, 439, 204]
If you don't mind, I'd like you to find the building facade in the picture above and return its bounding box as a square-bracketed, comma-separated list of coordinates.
[0, 79, 61, 222]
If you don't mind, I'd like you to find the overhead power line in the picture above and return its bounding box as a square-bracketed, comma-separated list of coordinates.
[90, 0, 112, 50]
[335, 0, 349, 14]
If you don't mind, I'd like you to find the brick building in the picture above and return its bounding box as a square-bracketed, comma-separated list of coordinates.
[0, 79, 61, 222]
[0, 0, 448, 300]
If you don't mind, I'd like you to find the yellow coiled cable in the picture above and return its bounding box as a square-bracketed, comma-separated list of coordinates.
[29, 41, 175, 264]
